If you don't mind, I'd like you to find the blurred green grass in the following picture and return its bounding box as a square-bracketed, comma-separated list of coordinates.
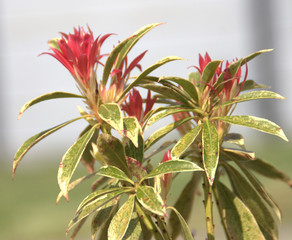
[1, 139, 292, 240]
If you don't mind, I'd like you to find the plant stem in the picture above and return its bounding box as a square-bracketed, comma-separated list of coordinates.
[213, 183, 231, 240]
[203, 176, 215, 240]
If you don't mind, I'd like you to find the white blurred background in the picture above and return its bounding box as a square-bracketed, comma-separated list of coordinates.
[1, 0, 292, 239]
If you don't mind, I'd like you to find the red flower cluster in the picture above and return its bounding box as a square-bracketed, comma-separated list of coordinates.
[196, 52, 248, 101]
[43, 26, 111, 87]
[122, 88, 156, 125]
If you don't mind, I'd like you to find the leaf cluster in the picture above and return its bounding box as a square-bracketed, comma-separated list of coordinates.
[13, 23, 291, 240]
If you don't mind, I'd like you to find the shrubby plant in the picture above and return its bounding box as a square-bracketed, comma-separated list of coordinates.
[14, 23, 291, 240]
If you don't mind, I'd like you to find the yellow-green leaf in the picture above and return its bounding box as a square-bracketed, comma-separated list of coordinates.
[202, 119, 219, 185]
[241, 49, 273, 66]
[171, 124, 202, 158]
[216, 181, 265, 240]
[145, 117, 194, 150]
[118, 56, 184, 102]
[13, 116, 88, 179]
[234, 159, 282, 221]
[115, 23, 162, 69]
[18, 91, 84, 119]
[141, 83, 190, 106]
[96, 134, 130, 177]
[102, 37, 132, 86]
[159, 76, 199, 102]
[169, 173, 202, 238]
[214, 90, 285, 109]
[77, 188, 123, 213]
[108, 195, 135, 240]
[242, 159, 292, 188]
[56, 172, 99, 204]
[136, 185, 166, 216]
[239, 79, 269, 92]
[58, 125, 97, 200]
[224, 163, 278, 239]
[98, 103, 123, 134]
[97, 166, 134, 185]
[215, 115, 288, 141]
[143, 160, 203, 180]
[67, 188, 127, 232]
[144, 107, 193, 131]
[201, 60, 222, 89]
[123, 117, 141, 148]
[223, 133, 245, 149]
[123, 212, 143, 240]
[91, 200, 118, 240]
[126, 157, 147, 181]
[167, 206, 194, 240]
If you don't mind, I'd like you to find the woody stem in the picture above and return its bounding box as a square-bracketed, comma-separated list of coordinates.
[203, 176, 215, 240]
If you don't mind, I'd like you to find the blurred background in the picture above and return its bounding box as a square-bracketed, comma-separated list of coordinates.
[1, 0, 291, 239]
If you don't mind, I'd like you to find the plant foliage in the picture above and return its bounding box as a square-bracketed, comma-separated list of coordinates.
[14, 24, 290, 240]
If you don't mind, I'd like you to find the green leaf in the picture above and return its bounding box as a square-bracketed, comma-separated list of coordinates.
[56, 172, 99, 204]
[242, 159, 292, 187]
[123, 117, 141, 148]
[79, 125, 99, 173]
[215, 115, 288, 141]
[141, 83, 191, 106]
[228, 59, 243, 77]
[214, 90, 285, 109]
[224, 163, 278, 239]
[202, 119, 219, 185]
[124, 133, 144, 163]
[223, 148, 255, 160]
[234, 159, 282, 221]
[145, 117, 194, 150]
[126, 157, 147, 181]
[171, 124, 202, 158]
[108, 195, 135, 240]
[13, 115, 89, 179]
[96, 134, 130, 177]
[136, 185, 166, 216]
[115, 23, 162, 69]
[220, 149, 253, 163]
[143, 160, 203, 180]
[58, 125, 97, 200]
[216, 181, 265, 240]
[123, 212, 143, 240]
[167, 206, 194, 240]
[91, 201, 118, 240]
[144, 107, 194, 131]
[98, 103, 123, 134]
[119, 56, 184, 102]
[67, 188, 127, 232]
[18, 91, 84, 119]
[223, 133, 245, 149]
[69, 217, 87, 240]
[135, 201, 162, 240]
[241, 49, 273, 66]
[77, 188, 122, 213]
[169, 173, 202, 238]
[102, 37, 132, 86]
[98, 166, 134, 184]
[189, 71, 201, 86]
[239, 79, 269, 92]
[201, 60, 222, 88]
[159, 76, 199, 102]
